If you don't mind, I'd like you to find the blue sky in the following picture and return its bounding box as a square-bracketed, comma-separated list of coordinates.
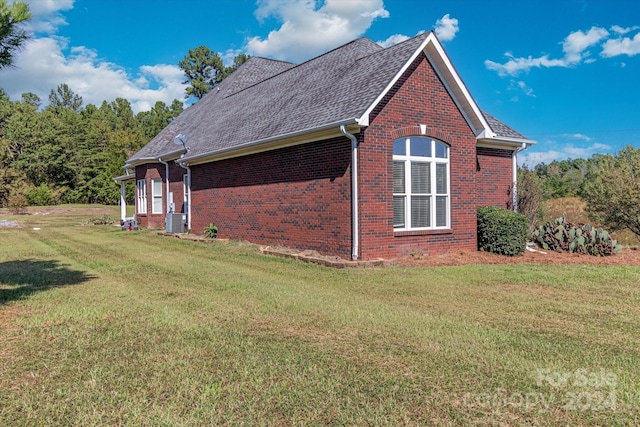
[1, 0, 639, 166]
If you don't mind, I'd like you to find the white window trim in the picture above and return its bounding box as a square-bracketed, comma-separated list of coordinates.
[152, 178, 163, 214]
[393, 137, 450, 231]
[136, 179, 147, 215]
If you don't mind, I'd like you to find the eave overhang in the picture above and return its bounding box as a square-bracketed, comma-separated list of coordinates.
[179, 119, 362, 166]
[125, 147, 186, 169]
[476, 137, 536, 150]
[113, 173, 136, 184]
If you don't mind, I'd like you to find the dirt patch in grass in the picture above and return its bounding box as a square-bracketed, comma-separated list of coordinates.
[395, 247, 640, 267]
[24, 206, 116, 216]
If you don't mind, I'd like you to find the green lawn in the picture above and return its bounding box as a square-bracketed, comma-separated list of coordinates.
[1, 206, 639, 426]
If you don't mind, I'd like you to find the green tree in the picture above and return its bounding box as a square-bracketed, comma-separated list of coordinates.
[582, 146, 640, 239]
[48, 83, 83, 112]
[230, 53, 250, 70]
[0, 0, 31, 69]
[179, 46, 250, 100]
[179, 46, 224, 100]
[21, 91, 40, 108]
[136, 99, 183, 140]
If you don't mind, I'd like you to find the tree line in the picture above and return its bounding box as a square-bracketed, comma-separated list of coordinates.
[0, 43, 250, 208]
[0, 0, 249, 208]
[0, 84, 183, 207]
[517, 148, 640, 239]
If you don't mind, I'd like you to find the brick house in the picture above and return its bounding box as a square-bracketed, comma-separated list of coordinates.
[116, 32, 534, 261]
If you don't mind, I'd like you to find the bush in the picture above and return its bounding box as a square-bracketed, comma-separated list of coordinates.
[532, 214, 622, 256]
[87, 215, 115, 225]
[25, 183, 55, 206]
[514, 167, 545, 234]
[477, 206, 528, 256]
[204, 223, 218, 238]
[7, 193, 28, 215]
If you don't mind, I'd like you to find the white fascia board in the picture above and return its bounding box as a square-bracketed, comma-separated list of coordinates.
[126, 148, 186, 167]
[357, 32, 494, 138]
[357, 35, 433, 126]
[113, 173, 135, 183]
[181, 119, 361, 166]
[158, 148, 187, 161]
[423, 36, 494, 138]
[477, 137, 536, 150]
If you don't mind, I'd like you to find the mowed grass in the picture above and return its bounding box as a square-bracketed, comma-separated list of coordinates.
[1, 207, 640, 426]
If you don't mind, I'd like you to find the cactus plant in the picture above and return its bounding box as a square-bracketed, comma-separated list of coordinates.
[532, 214, 622, 256]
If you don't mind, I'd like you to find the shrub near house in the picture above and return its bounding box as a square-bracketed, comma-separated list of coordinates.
[477, 206, 528, 256]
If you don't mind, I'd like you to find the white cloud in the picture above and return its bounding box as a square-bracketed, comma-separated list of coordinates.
[610, 25, 640, 35]
[434, 14, 458, 42]
[485, 53, 566, 77]
[509, 80, 535, 98]
[562, 133, 592, 142]
[246, 0, 389, 62]
[518, 141, 611, 167]
[377, 33, 410, 48]
[561, 26, 609, 64]
[601, 32, 640, 57]
[485, 26, 615, 76]
[518, 150, 563, 167]
[0, 37, 186, 113]
[23, 0, 75, 34]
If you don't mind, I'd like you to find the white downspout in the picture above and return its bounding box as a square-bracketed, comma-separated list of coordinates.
[341, 125, 359, 261]
[512, 143, 527, 212]
[158, 158, 171, 213]
[119, 183, 127, 221]
[177, 160, 192, 232]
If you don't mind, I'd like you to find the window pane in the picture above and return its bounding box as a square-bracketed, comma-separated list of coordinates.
[436, 196, 447, 227]
[411, 162, 430, 194]
[436, 163, 447, 194]
[137, 180, 147, 214]
[393, 196, 405, 228]
[411, 195, 430, 228]
[392, 138, 406, 155]
[152, 179, 162, 214]
[410, 137, 431, 157]
[153, 179, 162, 195]
[435, 141, 448, 158]
[393, 161, 405, 193]
[153, 197, 163, 213]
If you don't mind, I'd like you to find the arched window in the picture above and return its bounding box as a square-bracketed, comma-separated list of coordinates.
[393, 136, 450, 230]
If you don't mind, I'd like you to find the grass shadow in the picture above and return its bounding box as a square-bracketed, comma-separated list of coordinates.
[0, 259, 96, 304]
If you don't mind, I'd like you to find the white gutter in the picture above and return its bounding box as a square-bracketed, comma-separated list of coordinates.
[126, 148, 186, 169]
[341, 125, 359, 261]
[158, 158, 171, 213]
[181, 119, 360, 165]
[512, 142, 527, 212]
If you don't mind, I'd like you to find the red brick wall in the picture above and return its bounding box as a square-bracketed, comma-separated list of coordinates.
[476, 147, 514, 208]
[135, 162, 187, 229]
[189, 137, 353, 259]
[358, 54, 491, 259]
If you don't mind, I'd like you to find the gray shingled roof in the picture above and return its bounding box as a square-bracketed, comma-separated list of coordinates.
[482, 111, 528, 140]
[127, 32, 530, 165]
[127, 34, 426, 164]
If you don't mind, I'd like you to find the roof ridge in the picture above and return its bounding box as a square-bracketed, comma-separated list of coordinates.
[354, 32, 429, 63]
[219, 37, 382, 99]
